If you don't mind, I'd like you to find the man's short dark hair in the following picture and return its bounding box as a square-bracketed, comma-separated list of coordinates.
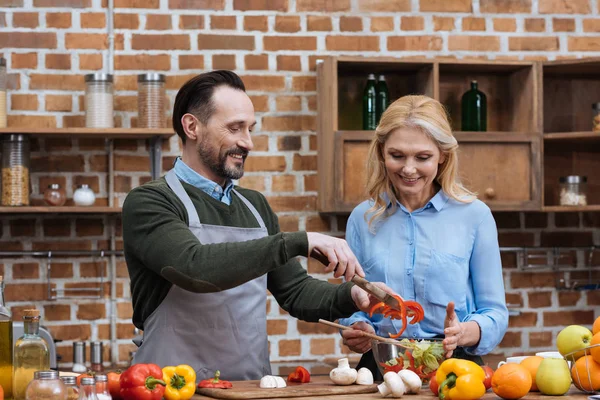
[172, 70, 246, 143]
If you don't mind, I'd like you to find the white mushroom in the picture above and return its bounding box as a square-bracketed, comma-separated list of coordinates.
[273, 376, 287, 388]
[356, 367, 374, 385]
[380, 371, 406, 398]
[329, 358, 358, 385]
[259, 375, 287, 389]
[397, 370, 422, 394]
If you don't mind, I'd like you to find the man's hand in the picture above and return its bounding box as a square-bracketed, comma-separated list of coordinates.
[341, 321, 375, 354]
[307, 232, 364, 282]
[350, 282, 396, 313]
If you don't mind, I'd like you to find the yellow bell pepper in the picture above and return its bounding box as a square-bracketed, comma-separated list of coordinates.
[162, 364, 197, 400]
[435, 359, 486, 400]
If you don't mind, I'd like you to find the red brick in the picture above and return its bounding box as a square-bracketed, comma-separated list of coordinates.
[505, 292, 523, 307]
[198, 34, 254, 50]
[511, 272, 557, 289]
[525, 18, 546, 32]
[115, 13, 139, 29]
[498, 331, 522, 348]
[48, 324, 92, 341]
[179, 55, 204, 70]
[239, 176, 265, 191]
[169, 0, 223, 8]
[293, 154, 316, 171]
[132, 34, 189, 50]
[279, 215, 299, 232]
[244, 54, 268, 70]
[326, 35, 378, 51]
[145, 14, 170, 30]
[117, 302, 133, 319]
[234, 0, 287, 10]
[298, 0, 349, 11]
[279, 339, 301, 356]
[276, 97, 302, 112]
[308, 15, 331, 31]
[462, 17, 486, 31]
[401, 16, 424, 31]
[45, 53, 71, 70]
[292, 76, 315, 91]
[588, 291, 600, 305]
[493, 212, 521, 229]
[7, 115, 56, 128]
[0, 32, 56, 48]
[558, 291, 581, 307]
[11, 52, 37, 69]
[249, 96, 269, 112]
[509, 311, 538, 327]
[420, 0, 471, 12]
[5, 283, 48, 301]
[544, 310, 594, 326]
[13, 263, 39, 279]
[530, 331, 553, 347]
[77, 303, 106, 320]
[450, 36, 500, 51]
[265, 36, 316, 51]
[272, 175, 296, 192]
[480, 0, 531, 13]
[13, 12, 38, 28]
[0, 0, 23, 5]
[115, 54, 170, 70]
[540, 231, 593, 246]
[274, 15, 299, 32]
[212, 54, 236, 70]
[569, 37, 600, 51]
[76, 219, 104, 236]
[241, 75, 285, 91]
[43, 218, 71, 236]
[539, 0, 590, 13]
[35, 0, 90, 5]
[297, 320, 336, 334]
[65, 33, 107, 49]
[244, 156, 286, 172]
[310, 338, 335, 355]
[116, 0, 159, 7]
[45, 12, 71, 28]
[267, 196, 316, 212]
[553, 18, 575, 32]
[498, 232, 535, 247]
[340, 16, 363, 32]
[277, 55, 301, 71]
[79, 54, 103, 70]
[306, 215, 331, 231]
[266, 319, 287, 335]
[211, 15, 236, 30]
[371, 16, 394, 32]
[555, 213, 579, 227]
[11, 94, 38, 111]
[44, 304, 71, 321]
[524, 212, 547, 228]
[389, 36, 443, 51]
[528, 291, 552, 308]
[114, 155, 151, 171]
[493, 18, 517, 32]
[263, 115, 315, 131]
[358, 0, 410, 11]
[583, 19, 600, 32]
[80, 12, 105, 28]
[244, 15, 267, 31]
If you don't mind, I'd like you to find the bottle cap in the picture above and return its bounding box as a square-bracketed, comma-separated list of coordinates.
[80, 377, 96, 386]
[84, 73, 113, 83]
[559, 175, 587, 184]
[73, 341, 86, 364]
[23, 309, 40, 318]
[378, 75, 386, 81]
[91, 341, 103, 364]
[61, 376, 77, 385]
[95, 374, 108, 382]
[34, 370, 59, 380]
[367, 73, 376, 79]
[48, 183, 61, 189]
[138, 73, 166, 83]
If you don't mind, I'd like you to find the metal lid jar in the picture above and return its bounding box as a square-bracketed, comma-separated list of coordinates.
[559, 175, 587, 206]
[1, 133, 30, 206]
[0, 57, 6, 128]
[137, 73, 166, 128]
[84, 73, 114, 128]
[25, 370, 67, 400]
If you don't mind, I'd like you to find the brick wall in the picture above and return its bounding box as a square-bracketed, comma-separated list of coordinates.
[0, 0, 599, 372]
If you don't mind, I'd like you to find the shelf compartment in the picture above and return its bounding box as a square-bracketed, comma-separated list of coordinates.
[438, 60, 539, 133]
[0, 127, 174, 139]
[0, 206, 121, 214]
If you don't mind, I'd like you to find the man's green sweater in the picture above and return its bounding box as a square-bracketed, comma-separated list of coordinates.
[122, 177, 358, 330]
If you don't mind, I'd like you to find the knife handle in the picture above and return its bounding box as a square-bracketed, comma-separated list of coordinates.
[351, 275, 388, 302]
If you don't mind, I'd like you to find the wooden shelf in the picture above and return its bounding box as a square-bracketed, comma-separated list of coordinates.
[543, 132, 600, 142]
[0, 127, 174, 139]
[542, 205, 600, 212]
[0, 206, 121, 214]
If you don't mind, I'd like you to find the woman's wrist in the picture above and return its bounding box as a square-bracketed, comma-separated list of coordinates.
[459, 321, 482, 347]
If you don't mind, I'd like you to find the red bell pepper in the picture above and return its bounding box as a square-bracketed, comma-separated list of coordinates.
[287, 366, 310, 383]
[198, 371, 233, 389]
[119, 364, 166, 400]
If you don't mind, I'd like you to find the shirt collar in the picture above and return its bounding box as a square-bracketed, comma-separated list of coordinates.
[386, 188, 449, 213]
[173, 157, 234, 202]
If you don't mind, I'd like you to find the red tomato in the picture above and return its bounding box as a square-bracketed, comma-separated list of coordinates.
[287, 366, 310, 383]
[0, 382, 4, 400]
[482, 365, 494, 391]
[107, 372, 122, 400]
[429, 376, 439, 396]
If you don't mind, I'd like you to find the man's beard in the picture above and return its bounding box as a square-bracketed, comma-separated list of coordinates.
[198, 139, 248, 180]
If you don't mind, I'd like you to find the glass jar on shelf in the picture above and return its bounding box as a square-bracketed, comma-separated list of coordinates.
[43, 184, 66, 207]
[559, 175, 588, 206]
[2, 134, 30, 206]
[73, 184, 95, 206]
[138, 73, 166, 128]
[25, 370, 66, 400]
[84, 73, 114, 128]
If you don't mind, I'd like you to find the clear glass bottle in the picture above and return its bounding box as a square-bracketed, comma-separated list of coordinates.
[0, 275, 13, 399]
[13, 309, 51, 400]
[375, 75, 389, 124]
[43, 184, 67, 207]
[559, 175, 588, 206]
[94, 375, 111, 400]
[362, 73, 377, 130]
[461, 80, 487, 132]
[25, 370, 66, 400]
[84, 73, 114, 128]
[78, 377, 98, 400]
[2, 134, 30, 206]
[60, 376, 79, 400]
[0, 57, 7, 128]
[138, 73, 166, 128]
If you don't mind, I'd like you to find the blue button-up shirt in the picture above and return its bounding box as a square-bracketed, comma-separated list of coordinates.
[339, 190, 508, 355]
[173, 158, 234, 204]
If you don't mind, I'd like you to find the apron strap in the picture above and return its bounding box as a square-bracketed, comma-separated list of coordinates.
[233, 189, 266, 229]
[165, 169, 202, 226]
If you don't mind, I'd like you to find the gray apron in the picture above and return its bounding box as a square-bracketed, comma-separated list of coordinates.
[133, 169, 271, 381]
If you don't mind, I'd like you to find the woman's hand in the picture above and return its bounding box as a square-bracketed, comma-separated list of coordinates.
[443, 301, 481, 358]
[341, 321, 375, 354]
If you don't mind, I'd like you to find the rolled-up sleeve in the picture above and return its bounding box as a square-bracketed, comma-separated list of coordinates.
[462, 210, 508, 355]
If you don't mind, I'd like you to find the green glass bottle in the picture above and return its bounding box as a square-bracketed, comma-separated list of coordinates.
[376, 75, 389, 124]
[461, 80, 487, 131]
[362, 74, 377, 130]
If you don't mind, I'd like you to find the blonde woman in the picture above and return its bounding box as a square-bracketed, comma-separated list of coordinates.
[338, 95, 508, 379]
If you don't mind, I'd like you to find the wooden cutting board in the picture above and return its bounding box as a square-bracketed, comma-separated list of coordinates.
[195, 375, 378, 399]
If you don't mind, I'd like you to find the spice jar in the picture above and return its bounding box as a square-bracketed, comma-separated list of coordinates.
[71, 342, 86, 373]
[559, 176, 587, 206]
[593, 103, 600, 132]
[94, 375, 110, 400]
[43, 184, 66, 206]
[73, 184, 95, 206]
[0, 57, 6, 128]
[138, 73, 166, 128]
[77, 377, 96, 400]
[84, 73, 114, 128]
[90, 341, 103, 373]
[60, 377, 78, 400]
[2, 134, 30, 206]
[25, 370, 67, 400]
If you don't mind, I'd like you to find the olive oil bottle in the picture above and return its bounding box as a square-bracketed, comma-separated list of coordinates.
[13, 309, 50, 400]
[0, 276, 12, 399]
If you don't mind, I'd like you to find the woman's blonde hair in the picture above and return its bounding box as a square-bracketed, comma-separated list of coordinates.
[365, 95, 475, 230]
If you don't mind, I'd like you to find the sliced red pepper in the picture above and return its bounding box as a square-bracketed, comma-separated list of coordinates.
[379, 362, 403, 374]
[198, 371, 232, 389]
[287, 366, 310, 383]
[368, 302, 386, 318]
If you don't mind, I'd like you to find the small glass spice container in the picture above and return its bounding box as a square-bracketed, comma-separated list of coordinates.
[90, 341, 103, 373]
[60, 377, 79, 400]
[77, 377, 97, 400]
[94, 375, 110, 400]
[0, 57, 7, 128]
[43, 184, 66, 206]
[84, 73, 114, 128]
[25, 370, 67, 400]
[593, 103, 600, 132]
[2, 134, 30, 206]
[73, 184, 95, 206]
[138, 73, 166, 128]
[559, 175, 588, 206]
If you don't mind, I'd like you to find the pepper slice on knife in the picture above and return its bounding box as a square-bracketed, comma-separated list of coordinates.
[287, 366, 310, 383]
[369, 294, 425, 338]
[198, 371, 232, 389]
